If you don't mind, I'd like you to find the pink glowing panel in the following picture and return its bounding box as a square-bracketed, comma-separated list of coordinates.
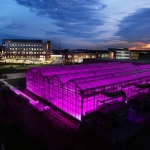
[26, 62, 150, 120]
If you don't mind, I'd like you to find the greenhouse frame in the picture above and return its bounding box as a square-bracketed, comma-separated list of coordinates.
[26, 62, 150, 121]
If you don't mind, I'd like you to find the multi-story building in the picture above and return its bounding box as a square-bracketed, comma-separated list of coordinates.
[0, 46, 5, 59]
[130, 50, 139, 60]
[108, 48, 149, 60]
[62, 50, 109, 64]
[2, 39, 51, 61]
[108, 48, 130, 59]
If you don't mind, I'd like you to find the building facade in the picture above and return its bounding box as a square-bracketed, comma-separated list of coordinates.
[58, 48, 150, 64]
[62, 51, 109, 64]
[130, 51, 139, 60]
[108, 48, 130, 59]
[2, 39, 51, 61]
[0, 46, 5, 59]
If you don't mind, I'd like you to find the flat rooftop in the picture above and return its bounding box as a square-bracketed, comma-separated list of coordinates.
[3, 39, 43, 43]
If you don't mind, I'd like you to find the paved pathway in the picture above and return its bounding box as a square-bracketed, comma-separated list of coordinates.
[3, 73, 25, 80]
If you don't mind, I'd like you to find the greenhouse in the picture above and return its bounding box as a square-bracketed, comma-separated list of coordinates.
[26, 62, 150, 121]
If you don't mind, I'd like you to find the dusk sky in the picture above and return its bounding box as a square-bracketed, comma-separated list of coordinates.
[1, 0, 150, 50]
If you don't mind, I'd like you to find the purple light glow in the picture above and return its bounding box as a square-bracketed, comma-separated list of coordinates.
[26, 63, 150, 120]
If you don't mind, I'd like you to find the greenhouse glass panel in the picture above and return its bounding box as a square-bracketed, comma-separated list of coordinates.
[26, 62, 150, 122]
[26, 69, 35, 93]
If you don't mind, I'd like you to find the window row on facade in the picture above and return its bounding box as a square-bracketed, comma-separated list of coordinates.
[8, 44, 43, 47]
[9, 48, 44, 51]
[6, 51, 47, 54]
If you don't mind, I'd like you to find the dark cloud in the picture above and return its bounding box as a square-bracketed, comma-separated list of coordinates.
[0, 33, 33, 44]
[15, 0, 106, 38]
[4, 22, 29, 29]
[116, 8, 150, 43]
[46, 30, 107, 40]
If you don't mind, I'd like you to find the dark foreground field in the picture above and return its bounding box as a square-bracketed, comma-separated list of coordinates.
[1, 88, 150, 150]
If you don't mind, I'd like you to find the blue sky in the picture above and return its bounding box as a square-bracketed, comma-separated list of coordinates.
[1, 0, 150, 50]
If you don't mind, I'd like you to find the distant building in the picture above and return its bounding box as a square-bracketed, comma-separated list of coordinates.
[130, 50, 139, 60]
[2, 39, 51, 61]
[62, 50, 109, 64]
[108, 48, 128, 51]
[63, 48, 150, 63]
[108, 48, 130, 59]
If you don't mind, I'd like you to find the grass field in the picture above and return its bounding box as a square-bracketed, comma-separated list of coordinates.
[0, 69, 28, 74]
[0, 62, 47, 74]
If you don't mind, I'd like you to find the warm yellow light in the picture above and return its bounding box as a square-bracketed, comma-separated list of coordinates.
[46, 43, 49, 50]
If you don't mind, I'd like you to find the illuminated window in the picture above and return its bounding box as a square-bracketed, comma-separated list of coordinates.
[12, 44, 14, 46]
[74, 55, 78, 58]
[92, 55, 96, 58]
[86, 55, 89, 58]
[68, 58, 71, 62]
[68, 55, 72, 58]
[74, 59, 78, 62]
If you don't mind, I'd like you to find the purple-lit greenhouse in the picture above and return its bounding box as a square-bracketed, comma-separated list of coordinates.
[26, 62, 150, 121]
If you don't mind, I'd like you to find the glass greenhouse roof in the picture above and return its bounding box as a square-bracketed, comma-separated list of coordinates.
[29, 63, 138, 77]
[42, 66, 141, 84]
[75, 71, 150, 90]
[27, 63, 150, 91]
